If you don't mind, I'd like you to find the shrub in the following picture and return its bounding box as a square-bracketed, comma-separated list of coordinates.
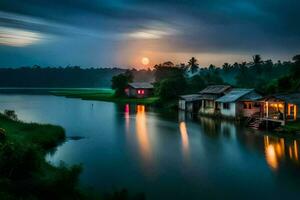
[0, 128, 6, 141]
[0, 142, 42, 180]
[4, 110, 18, 121]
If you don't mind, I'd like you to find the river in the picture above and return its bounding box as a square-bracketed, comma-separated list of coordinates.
[0, 94, 299, 199]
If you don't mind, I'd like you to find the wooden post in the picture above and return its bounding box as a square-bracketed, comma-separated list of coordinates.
[294, 105, 297, 120]
[283, 102, 286, 122]
[266, 101, 269, 118]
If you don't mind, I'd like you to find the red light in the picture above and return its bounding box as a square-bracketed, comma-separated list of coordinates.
[141, 90, 144, 94]
[125, 104, 129, 113]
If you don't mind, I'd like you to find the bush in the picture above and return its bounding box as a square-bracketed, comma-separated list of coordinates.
[154, 76, 186, 101]
[0, 142, 42, 180]
[0, 128, 6, 141]
[4, 110, 18, 121]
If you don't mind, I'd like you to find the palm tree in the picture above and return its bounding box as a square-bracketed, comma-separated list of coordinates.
[252, 54, 262, 65]
[188, 57, 199, 74]
[222, 63, 231, 73]
[252, 54, 263, 74]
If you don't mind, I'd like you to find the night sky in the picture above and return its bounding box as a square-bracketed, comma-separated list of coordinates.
[1, 0, 300, 68]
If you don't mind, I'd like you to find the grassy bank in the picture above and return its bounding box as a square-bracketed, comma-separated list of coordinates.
[281, 121, 300, 134]
[0, 112, 145, 200]
[0, 113, 98, 200]
[0, 114, 65, 150]
[51, 89, 159, 105]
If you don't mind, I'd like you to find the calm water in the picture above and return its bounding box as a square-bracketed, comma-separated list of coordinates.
[0, 94, 300, 199]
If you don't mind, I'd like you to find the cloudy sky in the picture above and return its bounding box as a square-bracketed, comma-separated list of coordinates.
[0, 0, 300, 68]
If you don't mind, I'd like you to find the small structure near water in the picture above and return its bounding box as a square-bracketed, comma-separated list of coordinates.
[216, 89, 262, 118]
[125, 82, 154, 98]
[179, 85, 232, 114]
[259, 93, 300, 125]
[198, 85, 232, 114]
[179, 94, 202, 112]
[179, 85, 300, 128]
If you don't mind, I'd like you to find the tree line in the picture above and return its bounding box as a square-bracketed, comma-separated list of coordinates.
[112, 54, 300, 101]
[0, 66, 155, 88]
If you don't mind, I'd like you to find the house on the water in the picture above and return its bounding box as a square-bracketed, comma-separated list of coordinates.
[198, 85, 232, 114]
[179, 85, 232, 114]
[179, 94, 202, 113]
[258, 93, 300, 125]
[125, 82, 154, 98]
[216, 88, 262, 118]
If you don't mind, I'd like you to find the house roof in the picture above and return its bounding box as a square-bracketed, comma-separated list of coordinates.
[180, 94, 202, 101]
[261, 93, 300, 105]
[199, 85, 231, 94]
[198, 94, 220, 100]
[128, 82, 153, 89]
[216, 89, 259, 103]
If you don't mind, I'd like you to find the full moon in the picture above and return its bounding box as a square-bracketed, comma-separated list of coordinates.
[141, 57, 150, 66]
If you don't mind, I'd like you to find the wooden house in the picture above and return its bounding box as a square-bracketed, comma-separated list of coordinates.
[198, 85, 232, 114]
[258, 93, 300, 125]
[216, 89, 262, 118]
[125, 82, 154, 98]
[179, 94, 202, 113]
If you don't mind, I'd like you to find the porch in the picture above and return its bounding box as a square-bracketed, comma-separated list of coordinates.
[260, 98, 298, 125]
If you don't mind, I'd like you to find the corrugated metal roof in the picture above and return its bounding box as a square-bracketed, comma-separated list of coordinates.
[180, 94, 202, 101]
[198, 94, 219, 100]
[128, 82, 153, 89]
[199, 85, 231, 94]
[216, 89, 255, 103]
[262, 93, 300, 104]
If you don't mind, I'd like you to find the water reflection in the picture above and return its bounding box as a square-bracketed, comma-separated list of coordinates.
[124, 104, 130, 133]
[264, 136, 300, 170]
[135, 105, 152, 168]
[179, 122, 189, 159]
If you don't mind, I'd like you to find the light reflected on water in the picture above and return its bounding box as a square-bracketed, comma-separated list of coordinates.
[124, 104, 130, 133]
[179, 122, 189, 159]
[135, 105, 152, 166]
[264, 136, 300, 170]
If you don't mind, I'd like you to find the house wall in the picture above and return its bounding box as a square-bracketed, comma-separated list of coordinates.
[178, 100, 186, 110]
[179, 100, 201, 113]
[186, 102, 194, 112]
[237, 102, 261, 117]
[199, 100, 216, 114]
[220, 102, 236, 117]
[128, 88, 153, 98]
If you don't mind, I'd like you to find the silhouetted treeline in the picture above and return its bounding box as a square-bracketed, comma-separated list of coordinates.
[185, 55, 298, 94]
[0, 66, 153, 88]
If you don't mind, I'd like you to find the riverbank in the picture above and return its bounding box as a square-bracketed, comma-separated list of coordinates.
[0, 112, 98, 199]
[280, 121, 300, 134]
[0, 111, 145, 200]
[51, 89, 159, 105]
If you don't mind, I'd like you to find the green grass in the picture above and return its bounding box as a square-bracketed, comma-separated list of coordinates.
[0, 114, 65, 150]
[0, 113, 100, 200]
[51, 89, 159, 105]
[282, 121, 300, 134]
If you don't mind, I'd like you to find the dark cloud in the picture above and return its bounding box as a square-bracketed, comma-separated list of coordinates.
[0, 0, 300, 67]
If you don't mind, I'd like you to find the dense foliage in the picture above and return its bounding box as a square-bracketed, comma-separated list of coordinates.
[0, 66, 154, 88]
[0, 66, 124, 88]
[111, 70, 133, 96]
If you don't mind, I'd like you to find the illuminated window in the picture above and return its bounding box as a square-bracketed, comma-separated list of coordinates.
[137, 89, 144, 95]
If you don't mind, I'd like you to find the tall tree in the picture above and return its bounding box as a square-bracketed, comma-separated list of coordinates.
[222, 63, 231, 73]
[188, 57, 199, 74]
[111, 70, 133, 97]
[252, 54, 263, 74]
